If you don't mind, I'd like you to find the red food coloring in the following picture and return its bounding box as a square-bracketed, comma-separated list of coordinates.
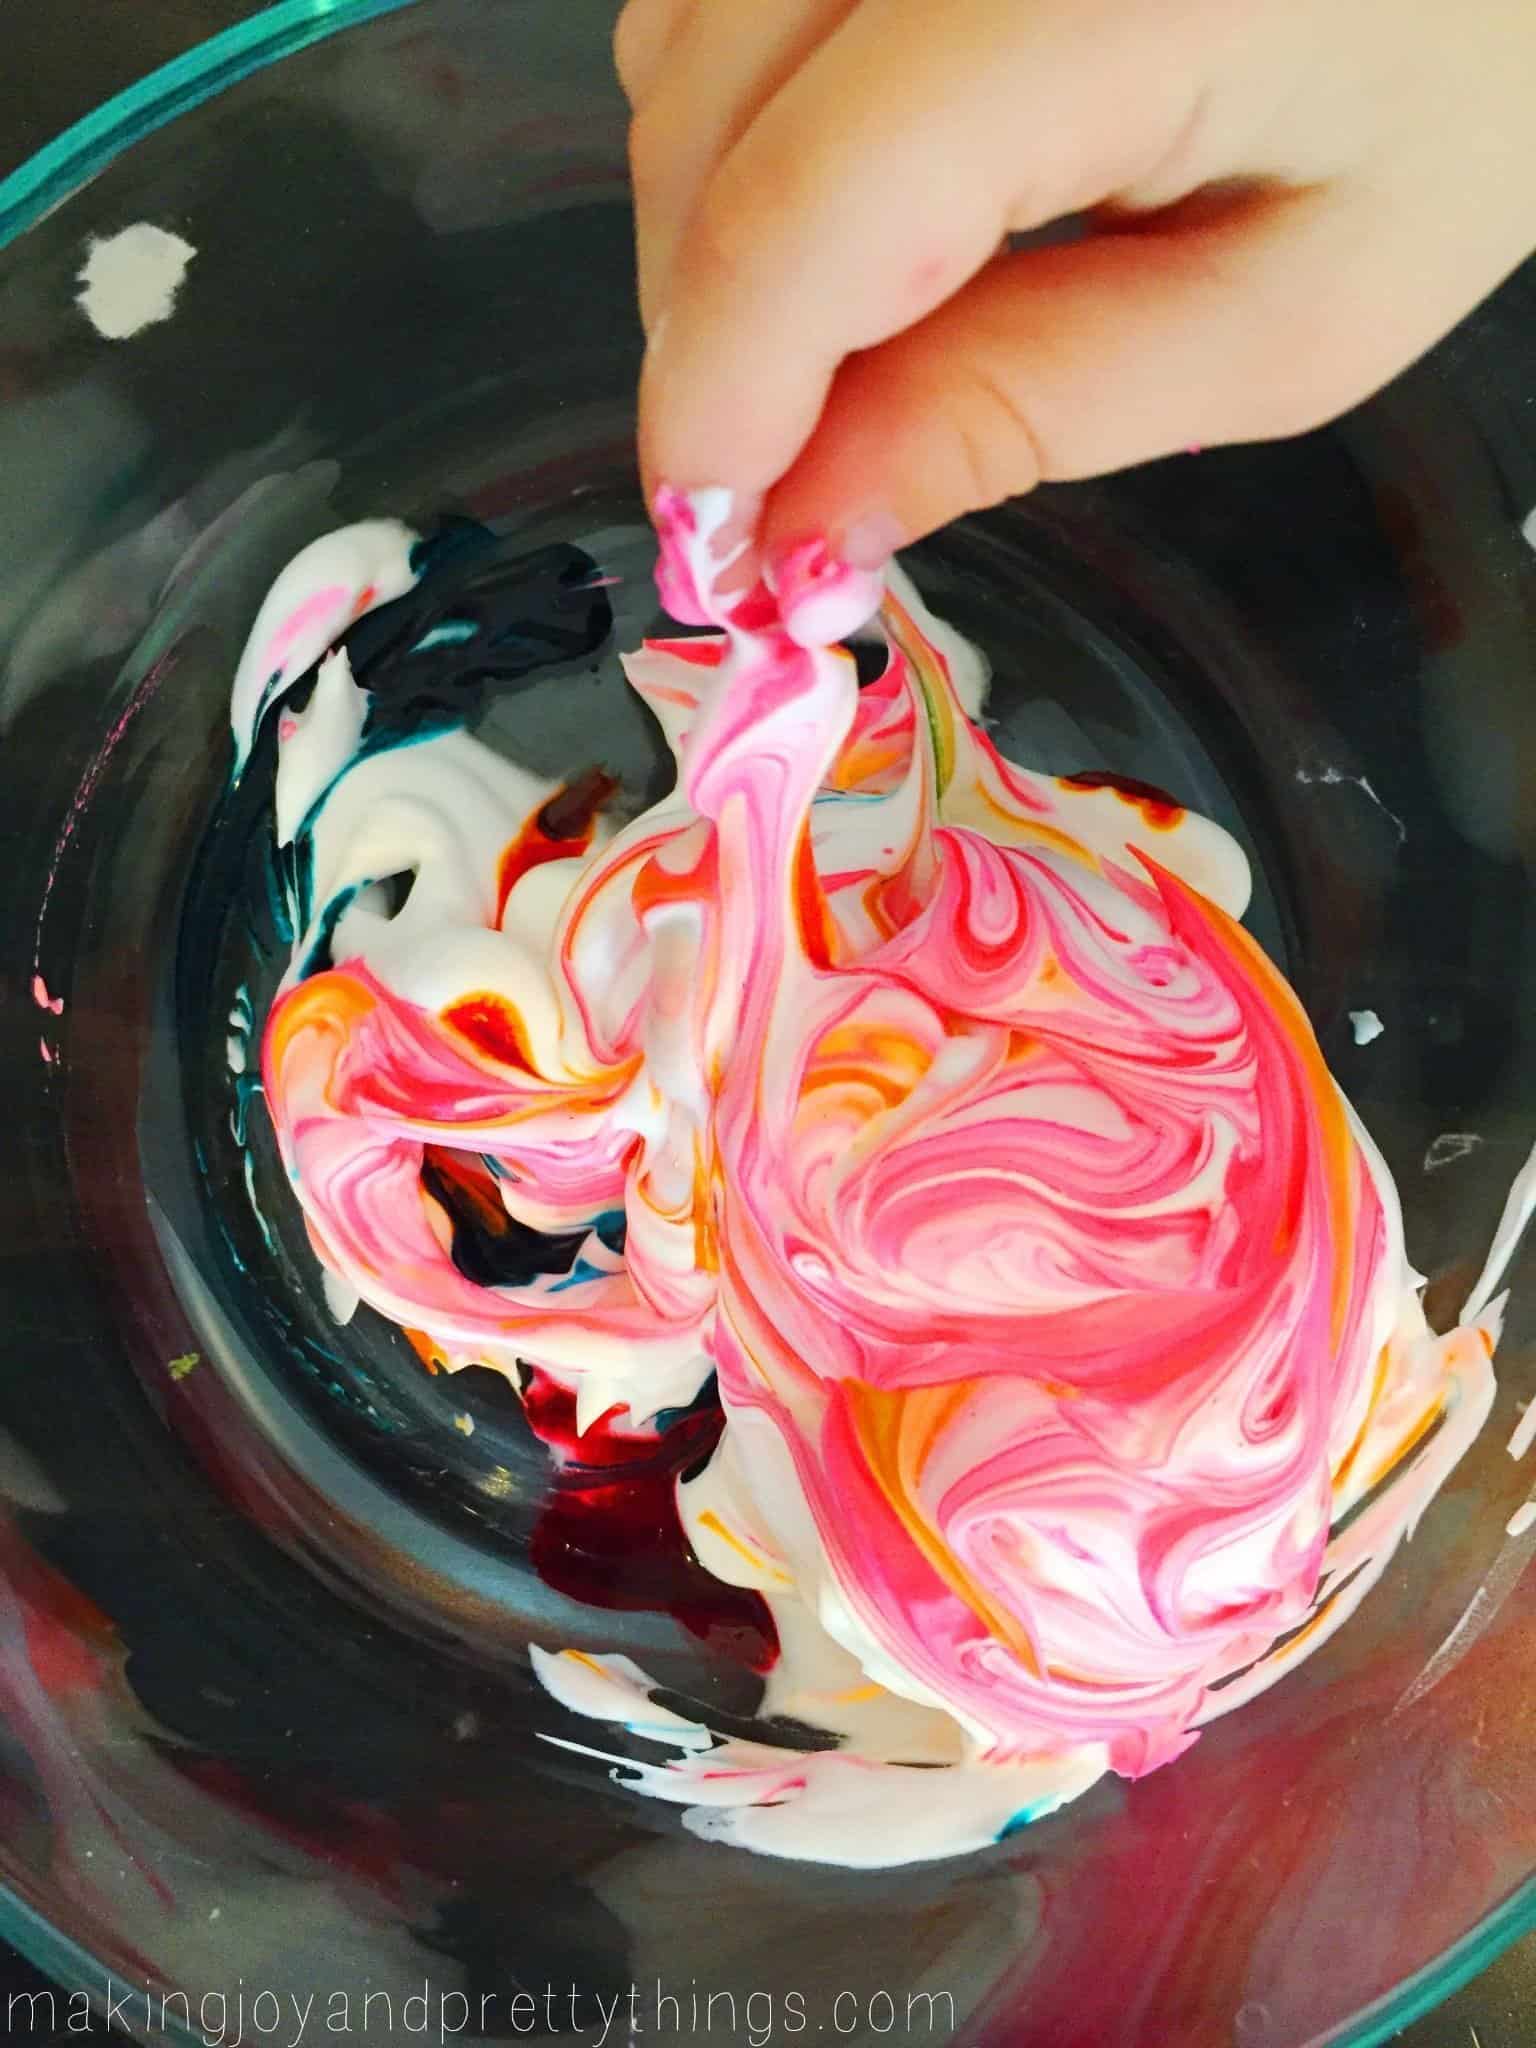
[521, 1369, 777, 1672]
[646, 636, 727, 669]
[794, 828, 837, 970]
[1059, 770, 1186, 831]
[440, 993, 534, 1072]
[729, 582, 781, 634]
[494, 768, 616, 923]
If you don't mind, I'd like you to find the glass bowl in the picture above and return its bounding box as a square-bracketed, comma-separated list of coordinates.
[3, 3, 1536, 2041]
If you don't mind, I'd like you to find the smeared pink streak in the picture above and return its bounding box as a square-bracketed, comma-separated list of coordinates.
[31, 649, 177, 1001]
[264, 584, 349, 664]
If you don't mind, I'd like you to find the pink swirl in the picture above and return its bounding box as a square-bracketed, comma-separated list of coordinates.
[645, 491, 1473, 1775]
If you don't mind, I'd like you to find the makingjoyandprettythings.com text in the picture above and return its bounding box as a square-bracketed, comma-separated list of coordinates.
[6, 1979, 960, 2046]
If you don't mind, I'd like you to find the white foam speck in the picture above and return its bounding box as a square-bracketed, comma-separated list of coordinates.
[1463, 1135, 1536, 1323]
[1521, 506, 1536, 553]
[76, 224, 196, 339]
[1508, 1402, 1536, 1464]
[1349, 1009, 1384, 1046]
[321, 1268, 360, 1327]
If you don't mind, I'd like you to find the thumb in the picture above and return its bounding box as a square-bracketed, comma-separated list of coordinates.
[759, 185, 1450, 563]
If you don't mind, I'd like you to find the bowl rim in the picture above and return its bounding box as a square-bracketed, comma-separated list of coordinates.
[1, 3, 1535, 2041]
[0, 0, 417, 250]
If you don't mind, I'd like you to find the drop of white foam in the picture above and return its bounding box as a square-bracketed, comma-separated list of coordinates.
[1349, 1009, 1384, 1046]
[76, 223, 196, 340]
[1508, 1401, 1536, 1464]
[321, 1267, 360, 1327]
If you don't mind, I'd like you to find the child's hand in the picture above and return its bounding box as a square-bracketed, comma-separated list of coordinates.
[616, 0, 1536, 573]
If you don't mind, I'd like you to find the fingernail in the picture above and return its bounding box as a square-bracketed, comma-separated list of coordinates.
[650, 483, 710, 626]
[650, 483, 764, 626]
[837, 510, 905, 572]
[765, 534, 886, 649]
[712, 489, 764, 565]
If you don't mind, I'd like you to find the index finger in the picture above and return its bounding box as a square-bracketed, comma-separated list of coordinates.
[638, 0, 1198, 509]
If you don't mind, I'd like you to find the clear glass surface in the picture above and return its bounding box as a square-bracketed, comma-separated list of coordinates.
[3, 5, 1536, 2042]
